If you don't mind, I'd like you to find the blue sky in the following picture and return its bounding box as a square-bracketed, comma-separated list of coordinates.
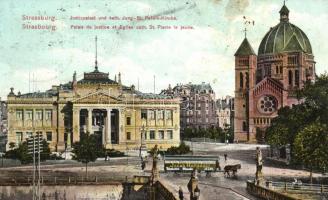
[0, 0, 327, 99]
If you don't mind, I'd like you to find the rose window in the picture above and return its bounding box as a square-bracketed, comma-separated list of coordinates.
[257, 96, 277, 114]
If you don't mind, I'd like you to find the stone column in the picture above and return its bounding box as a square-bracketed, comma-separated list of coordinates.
[42, 109, 46, 127]
[72, 107, 80, 143]
[106, 108, 112, 144]
[32, 108, 36, 128]
[23, 108, 25, 127]
[87, 108, 92, 134]
[118, 108, 123, 144]
[56, 104, 66, 152]
[66, 132, 72, 149]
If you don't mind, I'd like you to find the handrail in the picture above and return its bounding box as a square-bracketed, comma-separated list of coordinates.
[0, 175, 134, 186]
[268, 181, 328, 194]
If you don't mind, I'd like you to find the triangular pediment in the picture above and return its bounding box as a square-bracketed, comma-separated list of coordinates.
[73, 91, 122, 104]
[253, 77, 283, 97]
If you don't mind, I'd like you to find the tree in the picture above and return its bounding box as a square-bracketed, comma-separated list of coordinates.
[4, 139, 50, 164]
[181, 128, 194, 139]
[72, 133, 100, 178]
[166, 142, 191, 155]
[222, 124, 233, 143]
[266, 73, 328, 170]
[293, 122, 328, 183]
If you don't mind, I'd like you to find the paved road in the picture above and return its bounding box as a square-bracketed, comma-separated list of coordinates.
[1, 142, 326, 200]
[159, 142, 326, 200]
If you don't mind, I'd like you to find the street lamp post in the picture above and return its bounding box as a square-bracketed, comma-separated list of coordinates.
[140, 124, 147, 158]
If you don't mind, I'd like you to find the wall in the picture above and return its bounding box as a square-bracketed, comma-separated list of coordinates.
[246, 181, 299, 200]
[0, 184, 123, 200]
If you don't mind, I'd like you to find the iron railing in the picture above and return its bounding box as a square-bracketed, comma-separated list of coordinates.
[269, 181, 328, 194]
[0, 175, 137, 186]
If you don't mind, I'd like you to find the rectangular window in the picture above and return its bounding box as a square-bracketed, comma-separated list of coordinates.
[141, 109, 147, 119]
[45, 110, 52, 121]
[157, 110, 164, 119]
[149, 110, 155, 120]
[242, 121, 247, 132]
[295, 70, 299, 86]
[16, 110, 23, 120]
[36, 110, 43, 120]
[126, 117, 131, 125]
[26, 132, 33, 139]
[158, 130, 164, 140]
[150, 130, 155, 139]
[126, 132, 131, 140]
[167, 130, 173, 140]
[46, 132, 52, 141]
[144, 131, 147, 140]
[26, 110, 33, 120]
[166, 110, 172, 120]
[16, 132, 23, 144]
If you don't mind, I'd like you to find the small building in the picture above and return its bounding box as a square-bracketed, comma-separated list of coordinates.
[216, 96, 234, 129]
[161, 82, 217, 132]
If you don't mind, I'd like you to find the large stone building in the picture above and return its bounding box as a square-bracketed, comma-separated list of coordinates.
[0, 99, 7, 135]
[0, 99, 7, 152]
[6, 49, 180, 152]
[234, 4, 315, 142]
[161, 82, 217, 132]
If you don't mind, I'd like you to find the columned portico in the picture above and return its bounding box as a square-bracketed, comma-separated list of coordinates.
[72, 105, 122, 147]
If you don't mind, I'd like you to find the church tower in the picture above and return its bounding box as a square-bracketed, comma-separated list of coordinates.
[234, 37, 257, 142]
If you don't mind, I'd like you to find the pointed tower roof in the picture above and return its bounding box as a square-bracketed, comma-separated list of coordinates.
[279, 4, 290, 22]
[234, 38, 256, 56]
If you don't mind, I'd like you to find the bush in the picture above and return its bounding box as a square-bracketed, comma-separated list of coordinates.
[166, 142, 191, 155]
[106, 149, 125, 157]
[4, 140, 50, 164]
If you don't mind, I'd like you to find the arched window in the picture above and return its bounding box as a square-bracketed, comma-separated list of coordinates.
[240, 72, 244, 88]
[242, 121, 247, 131]
[295, 70, 299, 86]
[288, 70, 293, 85]
[245, 72, 249, 88]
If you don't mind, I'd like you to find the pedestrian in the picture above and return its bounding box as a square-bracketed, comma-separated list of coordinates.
[179, 186, 184, 200]
[224, 153, 227, 162]
[141, 160, 146, 170]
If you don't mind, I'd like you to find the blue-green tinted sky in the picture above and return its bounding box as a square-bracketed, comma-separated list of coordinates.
[0, 0, 327, 99]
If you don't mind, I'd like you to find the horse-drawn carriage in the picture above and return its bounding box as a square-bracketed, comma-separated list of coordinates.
[223, 164, 241, 178]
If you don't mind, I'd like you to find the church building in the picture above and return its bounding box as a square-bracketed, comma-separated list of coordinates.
[234, 3, 315, 142]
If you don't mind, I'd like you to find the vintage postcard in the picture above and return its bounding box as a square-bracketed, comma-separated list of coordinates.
[0, 0, 327, 199]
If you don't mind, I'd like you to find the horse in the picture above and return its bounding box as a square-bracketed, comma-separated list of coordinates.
[224, 164, 241, 177]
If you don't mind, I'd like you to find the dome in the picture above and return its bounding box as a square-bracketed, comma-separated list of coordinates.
[258, 5, 312, 55]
